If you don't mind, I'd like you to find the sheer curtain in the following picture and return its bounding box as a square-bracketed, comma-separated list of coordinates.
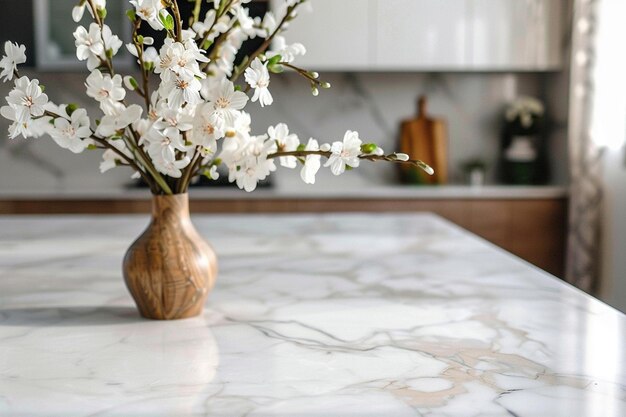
[567, 0, 626, 292]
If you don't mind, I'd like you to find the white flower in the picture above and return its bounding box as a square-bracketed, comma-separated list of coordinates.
[324, 130, 362, 175]
[0, 41, 26, 82]
[101, 24, 123, 57]
[160, 74, 202, 108]
[74, 23, 121, 71]
[1, 105, 33, 138]
[245, 58, 273, 107]
[258, 11, 277, 37]
[155, 39, 208, 82]
[72, 0, 106, 22]
[96, 104, 143, 137]
[192, 103, 226, 148]
[145, 126, 188, 162]
[266, 36, 306, 63]
[235, 6, 257, 38]
[130, 0, 166, 31]
[192, 9, 230, 42]
[152, 107, 194, 132]
[100, 139, 131, 173]
[50, 109, 93, 153]
[85, 70, 125, 114]
[74, 24, 104, 70]
[153, 154, 191, 178]
[5, 76, 48, 122]
[207, 78, 248, 126]
[267, 123, 298, 168]
[143, 47, 159, 66]
[301, 138, 321, 184]
[233, 139, 277, 192]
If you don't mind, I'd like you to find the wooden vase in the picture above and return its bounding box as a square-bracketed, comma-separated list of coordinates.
[123, 193, 217, 320]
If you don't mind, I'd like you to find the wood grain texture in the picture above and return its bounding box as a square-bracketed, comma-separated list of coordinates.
[122, 194, 218, 320]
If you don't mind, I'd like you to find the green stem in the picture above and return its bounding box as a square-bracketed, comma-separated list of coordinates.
[191, 0, 202, 25]
[170, 0, 183, 42]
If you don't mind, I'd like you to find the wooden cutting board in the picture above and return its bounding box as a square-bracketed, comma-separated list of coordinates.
[398, 96, 448, 184]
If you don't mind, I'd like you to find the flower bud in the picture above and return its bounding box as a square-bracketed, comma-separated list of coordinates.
[321, 82, 331, 89]
[395, 153, 410, 161]
[124, 76, 138, 91]
[311, 87, 319, 96]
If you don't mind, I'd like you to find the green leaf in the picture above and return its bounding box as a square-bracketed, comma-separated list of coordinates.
[39, 84, 46, 93]
[234, 84, 242, 91]
[201, 40, 213, 50]
[106, 48, 113, 59]
[296, 143, 306, 151]
[126, 9, 136, 22]
[267, 54, 282, 66]
[65, 103, 78, 116]
[269, 64, 284, 74]
[87, 144, 98, 150]
[164, 14, 175, 31]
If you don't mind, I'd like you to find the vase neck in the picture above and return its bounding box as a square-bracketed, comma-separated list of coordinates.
[151, 193, 190, 222]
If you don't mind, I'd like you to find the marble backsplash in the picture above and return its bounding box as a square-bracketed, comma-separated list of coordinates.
[0, 71, 569, 193]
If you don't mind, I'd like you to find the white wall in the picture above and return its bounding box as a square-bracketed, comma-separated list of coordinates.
[593, 0, 626, 311]
[0, 71, 567, 193]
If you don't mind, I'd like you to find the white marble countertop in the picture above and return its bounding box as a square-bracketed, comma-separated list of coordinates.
[0, 213, 622, 417]
[0, 185, 568, 200]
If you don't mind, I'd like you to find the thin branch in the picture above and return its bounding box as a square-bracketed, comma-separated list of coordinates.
[177, 146, 203, 193]
[266, 150, 434, 174]
[170, 0, 184, 42]
[229, 0, 306, 81]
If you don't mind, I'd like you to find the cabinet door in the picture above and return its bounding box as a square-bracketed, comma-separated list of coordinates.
[273, 0, 372, 70]
[470, 0, 562, 70]
[373, 0, 469, 70]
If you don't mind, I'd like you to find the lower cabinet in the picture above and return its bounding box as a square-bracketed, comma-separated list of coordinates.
[0, 197, 567, 277]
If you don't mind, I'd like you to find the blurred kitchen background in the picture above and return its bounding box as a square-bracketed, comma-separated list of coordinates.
[1, 0, 625, 312]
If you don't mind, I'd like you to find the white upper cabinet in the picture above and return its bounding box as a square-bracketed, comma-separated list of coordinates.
[469, 0, 563, 70]
[374, 0, 469, 70]
[274, 0, 372, 70]
[274, 0, 563, 71]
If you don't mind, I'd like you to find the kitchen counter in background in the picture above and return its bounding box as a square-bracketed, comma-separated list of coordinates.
[0, 185, 567, 200]
[0, 185, 569, 277]
[0, 213, 622, 417]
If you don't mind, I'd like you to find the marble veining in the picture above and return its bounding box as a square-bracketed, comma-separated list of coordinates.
[0, 213, 624, 417]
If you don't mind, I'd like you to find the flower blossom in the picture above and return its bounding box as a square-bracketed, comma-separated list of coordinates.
[301, 138, 321, 184]
[85, 70, 125, 114]
[96, 104, 143, 137]
[4, 76, 48, 123]
[72, 0, 106, 22]
[0, 41, 26, 82]
[130, 0, 166, 31]
[74, 23, 122, 71]
[324, 130, 362, 175]
[245, 58, 273, 107]
[206, 78, 249, 126]
[50, 108, 93, 153]
[267, 123, 298, 168]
